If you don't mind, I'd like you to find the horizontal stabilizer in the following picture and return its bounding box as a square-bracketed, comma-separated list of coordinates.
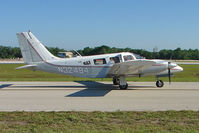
[16, 64, 37, 70]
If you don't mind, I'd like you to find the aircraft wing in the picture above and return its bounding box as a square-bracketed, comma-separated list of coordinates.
[108, 60, 156, 76]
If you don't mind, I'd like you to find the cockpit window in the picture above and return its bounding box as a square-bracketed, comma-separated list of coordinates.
[110, 57, 120, 64]
[123, 55, 134, 61]
[94, 58, 107, 65]
[133, 53, 145, 59]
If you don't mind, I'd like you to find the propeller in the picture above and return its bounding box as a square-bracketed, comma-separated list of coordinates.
[168, 62, 177, 84]
[168, 62, 171, 84]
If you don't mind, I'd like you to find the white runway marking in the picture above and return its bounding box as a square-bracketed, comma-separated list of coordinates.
[0, 81, 199, 111]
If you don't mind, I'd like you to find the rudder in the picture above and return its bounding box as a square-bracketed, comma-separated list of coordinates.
[17, 31, 58, 64]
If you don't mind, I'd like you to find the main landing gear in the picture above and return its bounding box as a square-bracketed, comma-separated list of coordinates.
[119, 83, 128, 90]
[113, 76, 128, 90]
[112, 77, 119, 85]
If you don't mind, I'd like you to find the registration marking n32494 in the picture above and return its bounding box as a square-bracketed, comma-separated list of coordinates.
[57, 67, 89, 74]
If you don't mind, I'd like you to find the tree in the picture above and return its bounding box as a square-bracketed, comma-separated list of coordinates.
[0, 45, 199, 60]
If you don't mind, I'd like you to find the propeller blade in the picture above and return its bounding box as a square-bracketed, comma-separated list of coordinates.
[168, 62, 171, 84]
[168, 68, 171, 84]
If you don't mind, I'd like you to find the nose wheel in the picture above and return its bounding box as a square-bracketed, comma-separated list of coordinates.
[156, 80, 164, 87]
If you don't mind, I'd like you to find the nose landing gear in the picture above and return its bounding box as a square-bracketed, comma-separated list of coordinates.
[156, 80, 164, 87]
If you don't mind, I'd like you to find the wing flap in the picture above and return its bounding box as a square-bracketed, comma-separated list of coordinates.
[109, 60, 156, 76]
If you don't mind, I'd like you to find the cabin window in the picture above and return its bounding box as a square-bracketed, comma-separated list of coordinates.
[110, 57, 120, 64]
[123, 55, 134, 61]
[94, 58, 107, 65]
[83, 61, 91, 65]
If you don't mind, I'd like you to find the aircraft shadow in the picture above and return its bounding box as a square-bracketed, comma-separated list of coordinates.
[66, 81, 115, 97]
[66, 82, 155, 97]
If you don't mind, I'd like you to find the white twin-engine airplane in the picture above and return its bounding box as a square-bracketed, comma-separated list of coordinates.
[16, 31, 183, 89]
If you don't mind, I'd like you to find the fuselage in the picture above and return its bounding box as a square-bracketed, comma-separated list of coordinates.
[16, 31, 183, 89]
[33, 52, 183, 78]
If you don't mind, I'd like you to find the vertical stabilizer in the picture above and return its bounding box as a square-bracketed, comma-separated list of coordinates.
[16, 31, 58, 64]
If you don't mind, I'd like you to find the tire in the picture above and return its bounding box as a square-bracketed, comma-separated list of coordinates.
[156, 80, 164, 87]
[119, 83, 128, 90]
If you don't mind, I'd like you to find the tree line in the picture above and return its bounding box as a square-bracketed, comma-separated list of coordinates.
[78, 46, 199, 60]
[0, 45, 199, 60]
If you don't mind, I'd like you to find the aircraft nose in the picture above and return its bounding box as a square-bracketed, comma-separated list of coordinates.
[171, 65, 183, 72]
[178, 65, 183, 72]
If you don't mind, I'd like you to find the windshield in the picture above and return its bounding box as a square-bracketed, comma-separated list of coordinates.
[133, 53, 145, 59]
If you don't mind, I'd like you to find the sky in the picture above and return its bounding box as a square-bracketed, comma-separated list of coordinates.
[0, 0, 199, 51]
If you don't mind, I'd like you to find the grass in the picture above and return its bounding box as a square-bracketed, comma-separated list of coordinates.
[0, 64, 198, 81]
[0, 111, 199, 132]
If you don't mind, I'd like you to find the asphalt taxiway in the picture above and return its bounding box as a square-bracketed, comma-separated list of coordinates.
[0, 81, 199, 111]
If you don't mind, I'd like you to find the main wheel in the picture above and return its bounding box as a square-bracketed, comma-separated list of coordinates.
[156, 80, 164, 87]
[113, 77, 119, 85]
[119, 83, 128, 90]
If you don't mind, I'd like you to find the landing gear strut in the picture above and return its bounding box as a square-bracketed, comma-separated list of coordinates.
[112, 77, 119, 85]
[119, 76, 128, 90]
[156, 80, 164, 87]
[112, 76, 128, 89]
